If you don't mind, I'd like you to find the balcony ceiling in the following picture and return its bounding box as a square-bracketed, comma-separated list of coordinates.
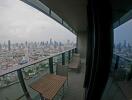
[111, 0, 132, 23]
[22, 0, 132, 33]
[39, 0, 87, 33]
[38, 0, 131, 33]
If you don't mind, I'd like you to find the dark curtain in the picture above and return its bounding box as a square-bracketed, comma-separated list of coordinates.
[84, 0, 113, 100]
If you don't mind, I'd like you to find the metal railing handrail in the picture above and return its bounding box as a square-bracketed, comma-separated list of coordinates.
[113, 53, 132, 62]
[0, 47, 76, 77]
[113, 53, 132, 81]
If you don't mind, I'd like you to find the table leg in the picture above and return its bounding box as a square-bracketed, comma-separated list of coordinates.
[40, 95, 49, 100]
[62, 84, 64, 99]
[40, 94, 44, 100]
[63, 84, 64, 95]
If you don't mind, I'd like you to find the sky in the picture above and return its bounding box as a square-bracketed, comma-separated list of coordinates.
[0, 0, 76, 44]
[114, 19, 132, 45]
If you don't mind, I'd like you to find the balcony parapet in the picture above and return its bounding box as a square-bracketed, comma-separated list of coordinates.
[0, 48, 76, 77]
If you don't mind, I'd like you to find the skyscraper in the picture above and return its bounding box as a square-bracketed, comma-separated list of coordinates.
[0, 43, 2, 52]
[25, 41, 28, 47]
[8, 40, 11, 51]
[123, 40, 127, 48]
[50, 38, 53, 45]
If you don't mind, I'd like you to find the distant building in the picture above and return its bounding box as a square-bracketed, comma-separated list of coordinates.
[50, 38, 53, 45]
[123, 40, 127, 48]
[0, 43, 2, 51]
[19, 56, 28, 65]
[8, 40, 11, 51]
[25, 41, 28, 47]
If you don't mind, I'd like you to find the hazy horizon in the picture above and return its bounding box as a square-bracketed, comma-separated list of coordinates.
[0, 0, 76, 44]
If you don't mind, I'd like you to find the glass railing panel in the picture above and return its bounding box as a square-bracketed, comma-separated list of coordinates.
[0, 71, 25, 100]
[111, 55, 132, 81]
[70, 50, 73, 58]
[69, 50, 72, 62]
[57, 54, 62, 64]
[112, 54, 116, 64]
[102, 54, 132, 100]
[53, 56, 58, 74]
[111, 55, 116, 71]
[22, 59, 49, 99]
[0, 49, 76, 100]
[65, 52, 69, 64]
[118, 57, 132, 80]
[22, 64, 40, 99]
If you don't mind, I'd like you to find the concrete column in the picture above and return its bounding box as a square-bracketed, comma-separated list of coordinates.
[77, 32, 88, 61]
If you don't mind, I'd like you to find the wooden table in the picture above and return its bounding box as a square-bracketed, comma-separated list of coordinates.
[30, 74, 67, 100]
[118, 81, 132, 100]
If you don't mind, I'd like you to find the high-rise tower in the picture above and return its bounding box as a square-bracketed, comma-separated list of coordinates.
[8, 40, 11, 51]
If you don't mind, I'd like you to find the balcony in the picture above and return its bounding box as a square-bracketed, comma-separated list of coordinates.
[0, 0, 132, 100]
[0, 48, 86, 100]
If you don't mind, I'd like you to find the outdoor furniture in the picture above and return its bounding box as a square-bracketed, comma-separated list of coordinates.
[117, 81, 132, 100]
[68, 53, 81, 72]
[73, 53, 80, 57]
[56, 63, 68, 86]
[30, 74, 67, 100]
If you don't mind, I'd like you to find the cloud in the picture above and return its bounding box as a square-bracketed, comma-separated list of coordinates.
[0, 0, 76, 43]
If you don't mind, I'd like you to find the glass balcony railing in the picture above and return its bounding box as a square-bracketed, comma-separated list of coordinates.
[111, 53, 132, 81]
[0, 48, 76, 100]
[0, 71, 25, 100]
[102, 53, 132, 100]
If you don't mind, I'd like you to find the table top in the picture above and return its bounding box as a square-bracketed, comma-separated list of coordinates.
[118, 81, 132, 100]
[30, 74, 67, 100]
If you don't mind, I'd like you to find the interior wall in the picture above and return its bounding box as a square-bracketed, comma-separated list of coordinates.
[77, 32, 88, 61]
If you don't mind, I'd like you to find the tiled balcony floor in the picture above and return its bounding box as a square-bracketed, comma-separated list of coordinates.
[63, 62, 85, 100]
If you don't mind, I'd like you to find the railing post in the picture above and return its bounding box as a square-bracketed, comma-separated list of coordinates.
[114, 55, 120, 71]
[17, 69, 31, 100]
[75, 48, 77, 53]
[68, 51, 71, 63]
[49, 57, 53, 73]
[62, 53, 65, 65]
[72, 49, 74, 55]
[127, 65, 132, 81]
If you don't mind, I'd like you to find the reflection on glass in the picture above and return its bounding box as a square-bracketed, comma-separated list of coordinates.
[0, 71, 24, 100]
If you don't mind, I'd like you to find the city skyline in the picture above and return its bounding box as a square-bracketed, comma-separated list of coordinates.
[0, 0, 76, 43]
[0, 39, 76, 45]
